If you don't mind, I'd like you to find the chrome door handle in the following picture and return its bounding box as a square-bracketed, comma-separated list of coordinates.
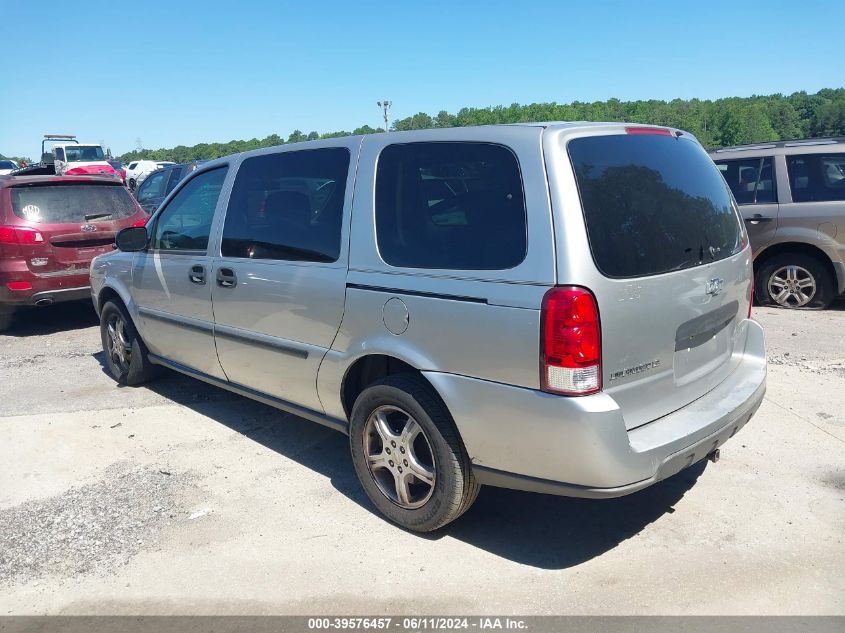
[189, 265, 206, 285]
[744, 214, 772, 224]
[216, 268, 237, 288]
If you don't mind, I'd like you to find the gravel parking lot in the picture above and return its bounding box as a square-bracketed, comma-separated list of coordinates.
[0, 301, 843, 615]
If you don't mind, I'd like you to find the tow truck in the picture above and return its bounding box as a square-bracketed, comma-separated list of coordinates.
[12, 135, 117, 177]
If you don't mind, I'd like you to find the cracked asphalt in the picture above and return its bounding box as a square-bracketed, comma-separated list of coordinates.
[0, 300, 843, 615]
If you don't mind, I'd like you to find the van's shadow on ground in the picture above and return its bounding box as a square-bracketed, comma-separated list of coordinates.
[91, 356, 707, 570]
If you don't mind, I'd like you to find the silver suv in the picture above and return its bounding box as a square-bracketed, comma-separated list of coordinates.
[91, 123, 766, 531]
[711, 138, 845, 309]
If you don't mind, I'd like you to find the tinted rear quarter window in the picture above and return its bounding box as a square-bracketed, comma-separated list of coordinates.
[375, 142, 527, 270]
[11, 184, 138, 223]
[221, 148, 350, 262]
[568, 134, 744, 278]
[786, 153, 845, 202]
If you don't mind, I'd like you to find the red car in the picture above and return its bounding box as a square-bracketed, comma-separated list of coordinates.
[0, 174, 147, 331]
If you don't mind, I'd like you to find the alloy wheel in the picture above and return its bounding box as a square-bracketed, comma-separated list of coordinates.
[768, 265, 816, 307]
[362, 405, 436, 509]
[106, 312, 132, 374]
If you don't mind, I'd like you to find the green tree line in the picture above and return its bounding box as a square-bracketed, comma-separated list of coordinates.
[0, 153, 30, 164]
[117, 88, 844, 163]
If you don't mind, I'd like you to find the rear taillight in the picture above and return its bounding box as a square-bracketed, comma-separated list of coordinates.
[748, 284, 753, 319]
[748, 273, 754, 320]
[748, 248, 754, 319]
[0, 226, 44, 244]
[625, 126, 673, 136]
[7, 281, 32, 291]
[132, 219, 148, 228]
[541, 286, 602, 396]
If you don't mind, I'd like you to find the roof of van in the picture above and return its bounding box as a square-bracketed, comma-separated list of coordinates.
[710, 137, 845, 154]
[191, 122, 686, 171]
[508, 121, 612, 128]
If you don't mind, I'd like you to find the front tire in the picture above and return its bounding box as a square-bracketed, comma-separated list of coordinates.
[755, 252, 835, 309]
[349, 374, 479, 532]
[100, 301, 156, 385]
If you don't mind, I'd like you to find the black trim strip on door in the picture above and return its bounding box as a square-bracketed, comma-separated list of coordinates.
[138, 308, 309, 359]
[213, 325, 309, 359]
[346, 283, 488, 304]
[137, 307, 214, 334]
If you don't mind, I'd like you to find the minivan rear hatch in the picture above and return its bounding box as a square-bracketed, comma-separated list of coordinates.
[550, 126, 752, 430]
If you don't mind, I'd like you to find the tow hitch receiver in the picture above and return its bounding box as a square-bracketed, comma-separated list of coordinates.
[707, 448, 721, 463]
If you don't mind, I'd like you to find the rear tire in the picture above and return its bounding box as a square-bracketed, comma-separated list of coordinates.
[349, 374, 479, 532]
[755, 252, 835, 309]
[100, 301, 156, 385]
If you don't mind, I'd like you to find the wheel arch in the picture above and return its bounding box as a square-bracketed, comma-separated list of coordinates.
[754, 241, 840, 290]
[96, 283, 137, 320]
[339, 353, 442, 421]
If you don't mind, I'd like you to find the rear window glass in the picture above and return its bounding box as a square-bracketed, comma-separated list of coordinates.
[11, 185, 138, 223]
[786, 153, 845, 202]
[568, 134, 744, 278]
[375, 142, 527, 270]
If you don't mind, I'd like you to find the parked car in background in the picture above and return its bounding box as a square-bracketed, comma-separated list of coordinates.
[0, 160, 19, 175]
[711, 138, 845, 309]
[0, 174, 148, 332]
[125, 160, 176, 191]
[133, 161, 207, 213]
[108, 160, 127, 183]
[92, 123, 765, 532]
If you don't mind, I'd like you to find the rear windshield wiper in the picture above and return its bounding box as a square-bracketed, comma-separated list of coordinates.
[84, 212, 112, 221]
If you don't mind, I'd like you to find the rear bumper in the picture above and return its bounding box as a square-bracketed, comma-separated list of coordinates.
[0, 285, 91, 307]
[425, 318, 766, 497]
[0, 263, 91, 307]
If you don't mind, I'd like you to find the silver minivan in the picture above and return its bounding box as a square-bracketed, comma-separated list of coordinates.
[91, 123, 766, 531]
[711, 138, 845, 309]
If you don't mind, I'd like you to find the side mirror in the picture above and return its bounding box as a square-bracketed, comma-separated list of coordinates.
[115, 226, 148, 252]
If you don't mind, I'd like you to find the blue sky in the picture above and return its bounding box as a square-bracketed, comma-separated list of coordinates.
[0, 0, 840, 158]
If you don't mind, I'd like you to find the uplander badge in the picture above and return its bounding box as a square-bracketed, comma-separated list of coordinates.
[609, 359, 661, 382]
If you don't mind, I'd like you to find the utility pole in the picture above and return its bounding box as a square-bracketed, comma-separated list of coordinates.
[377, 100, 392, 132]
